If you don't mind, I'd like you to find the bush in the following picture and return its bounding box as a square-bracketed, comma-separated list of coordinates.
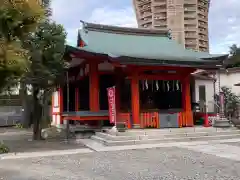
[215, 86, 240, 118]
[0, 142, 10, 154]
[15, 123, 24, 129]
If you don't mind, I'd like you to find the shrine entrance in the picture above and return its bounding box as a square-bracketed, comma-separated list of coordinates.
[139, 80, 182, 110]
[51, 21, 228, 129]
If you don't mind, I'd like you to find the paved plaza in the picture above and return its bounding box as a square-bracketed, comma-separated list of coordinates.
[1, 128, 240, 179]
[1, 139, 240, 180]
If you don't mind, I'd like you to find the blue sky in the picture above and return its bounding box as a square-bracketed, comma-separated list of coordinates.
[51, 0, 240, 54]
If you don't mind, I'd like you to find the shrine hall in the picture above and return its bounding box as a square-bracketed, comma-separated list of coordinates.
[51, 21, 228, 129]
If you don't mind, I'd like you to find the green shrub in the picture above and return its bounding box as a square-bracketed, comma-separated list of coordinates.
[0, 142, 10, 154]
[15, 123, 24, 129]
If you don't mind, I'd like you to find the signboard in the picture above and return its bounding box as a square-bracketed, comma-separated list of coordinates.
[107, 86, 116, 125]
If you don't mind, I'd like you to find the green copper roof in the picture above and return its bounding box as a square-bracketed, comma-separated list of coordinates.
[74, 22, 228, 67]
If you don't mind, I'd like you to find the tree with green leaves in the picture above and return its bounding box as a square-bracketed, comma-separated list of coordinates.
[215, 86, 240, 118]
[227, 44, 240, 68]
[0, 0, 66, 140]
[21, 8, 67, 139]
[0, 0, 45, 91]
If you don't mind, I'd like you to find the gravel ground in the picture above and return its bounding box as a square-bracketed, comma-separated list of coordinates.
[0, 127, 86, 153]
[0, 127, 32, 133]
[222, 142, 240, 147]
[1, 147, 240, 180]
[2, 139, 86, 153]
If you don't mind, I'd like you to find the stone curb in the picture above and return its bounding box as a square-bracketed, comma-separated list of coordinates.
[0, 131, 32, 136]
[0, 148, 93, 160]
[95, 138, 240, 152]
[92, 133, 240, 146]
[2, 138, 240, 160]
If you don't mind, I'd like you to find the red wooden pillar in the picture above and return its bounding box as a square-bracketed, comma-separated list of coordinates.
[115, 68, 121, 124]
[115, 68, 122, 111]
[59, 87, 63, 124]
[89, 62, 99, 112]
[181, 79, 186, 114]
[181, 75, 193, 127]
[131, 71, 140, 128]
[115, 84, 120, 113]
[75, 87, 79, 111]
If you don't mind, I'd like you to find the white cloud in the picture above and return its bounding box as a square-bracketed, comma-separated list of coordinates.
[51, 0, 240, 54]
[227, 17, 236, 23]
[65, 28, 79, 46]
[209, 0, 240, 53]
[51, 1, 137, 46]
[51, 0, 88, 27]
[88, 7, 137, 27]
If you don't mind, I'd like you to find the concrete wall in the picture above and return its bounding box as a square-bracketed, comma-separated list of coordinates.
[217, 72, 240, 96]
[0, 106, 22, 126]
[194, 79, 215, 112]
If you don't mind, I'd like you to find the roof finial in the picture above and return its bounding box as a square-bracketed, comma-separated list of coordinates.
[80, 20, 87, 27]
[80, 20, 88, 33]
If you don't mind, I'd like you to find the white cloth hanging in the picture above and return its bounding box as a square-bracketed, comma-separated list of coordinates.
[145, 80, 148, 90]
[167, 81, 170, 92]
[176, 80, 179, 90]
[156, 80, 159, 91]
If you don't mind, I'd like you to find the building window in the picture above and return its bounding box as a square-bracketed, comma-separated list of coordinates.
[199, 85, 206, 102]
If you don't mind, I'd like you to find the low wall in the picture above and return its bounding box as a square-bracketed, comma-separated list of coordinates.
[0, 106, 22, 126]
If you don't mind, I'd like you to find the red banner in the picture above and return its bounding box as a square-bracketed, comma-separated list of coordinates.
[107, 86, 116, 125]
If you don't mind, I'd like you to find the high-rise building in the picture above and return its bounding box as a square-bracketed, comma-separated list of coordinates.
[133, 0, 210, 52]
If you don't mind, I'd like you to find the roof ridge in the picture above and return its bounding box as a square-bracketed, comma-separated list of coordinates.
[80, 21, 170, 37]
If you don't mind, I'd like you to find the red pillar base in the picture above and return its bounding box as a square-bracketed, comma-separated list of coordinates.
[204, 113, 210, 127]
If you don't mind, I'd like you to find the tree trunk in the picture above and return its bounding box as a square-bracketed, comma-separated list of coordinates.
[20, 82, 32, 128]
[32, 87, 42, 140]
[41, 90, 51, 128]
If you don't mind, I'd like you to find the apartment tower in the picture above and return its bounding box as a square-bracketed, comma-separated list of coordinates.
[133, 0, 210, 52]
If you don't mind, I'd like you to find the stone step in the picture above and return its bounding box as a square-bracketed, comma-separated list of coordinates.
[91, 133, 240, 146]
[213, 119, 231, 128]
[96, 129, 240, 141]
[120, 127, 238, 136]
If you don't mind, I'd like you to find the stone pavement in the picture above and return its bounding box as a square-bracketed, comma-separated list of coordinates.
[222, 141, 240, 147]
[1, 146, 240, 180]
[2, 137, 240, 161]
[1, 128, 240, 179]
[2, 127, 240, 163]
[77, 137, 240, 152]
[177, 143, 240, 161]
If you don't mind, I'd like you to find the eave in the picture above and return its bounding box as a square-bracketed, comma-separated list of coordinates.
[64, 45, 225, 70]
[81, 21, 170, 37]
